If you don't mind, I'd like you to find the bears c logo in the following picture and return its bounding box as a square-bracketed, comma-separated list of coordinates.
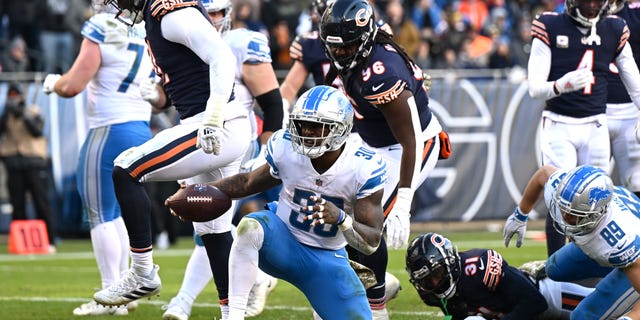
[355, 8, 370, 27]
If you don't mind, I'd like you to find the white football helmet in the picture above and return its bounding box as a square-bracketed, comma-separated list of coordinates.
[103, 0, 148, 25]
[202, 0, 233, 34]
[288, 85, 353, 158]
[550, 165, 613, 237]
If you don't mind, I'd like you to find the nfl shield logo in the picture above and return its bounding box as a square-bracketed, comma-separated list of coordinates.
[316, 179, 323, 186]
[556, 35, 569, 48]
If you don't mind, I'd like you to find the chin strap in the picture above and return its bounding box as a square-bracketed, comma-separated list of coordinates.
[584, 20, 601, 46]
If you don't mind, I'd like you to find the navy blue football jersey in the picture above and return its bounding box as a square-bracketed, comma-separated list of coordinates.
[145, 0, 218, 119]
[532, 12, 629, 117]
[607, 3, 640, 104]
[289, 31, 330, 85]
[340, 43, 432, 148]
[419, 249, 547, 320]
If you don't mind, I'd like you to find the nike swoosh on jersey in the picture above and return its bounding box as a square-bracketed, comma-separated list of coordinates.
[478, 258, 485, 270]
[372, 83, 385, 91]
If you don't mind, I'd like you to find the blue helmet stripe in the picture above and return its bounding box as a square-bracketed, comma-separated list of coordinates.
[560, 166, 605, 203]
[302, 86, 331, 114]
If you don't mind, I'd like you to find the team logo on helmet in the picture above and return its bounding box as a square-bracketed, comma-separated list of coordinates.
[355, 8, 371, 27]
[589, 187, 612, 206]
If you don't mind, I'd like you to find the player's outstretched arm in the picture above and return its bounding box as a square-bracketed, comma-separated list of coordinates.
[212, 163, 281, 199]
[44, 38, 101, 97]
[504, 165, 559, 247]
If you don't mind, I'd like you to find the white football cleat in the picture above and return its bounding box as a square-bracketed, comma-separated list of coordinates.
[73, 300, 128, 316]
[94, 265, 162, 306]
[384, 272, 402, 302]
[245, 276, 278, 317]
[161, 295, 191, 320]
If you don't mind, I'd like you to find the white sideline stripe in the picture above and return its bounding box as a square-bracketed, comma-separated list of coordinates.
[0, 296, 440, 316]
[0, 249, 196, 262]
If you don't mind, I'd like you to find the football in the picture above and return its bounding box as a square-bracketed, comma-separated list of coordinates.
[166, 184, 232, 222]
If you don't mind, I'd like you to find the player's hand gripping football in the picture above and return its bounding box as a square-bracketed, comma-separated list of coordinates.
[385, 188, 412, 249]
[302, 196, 343, 226]
[503, 206, 529, 248]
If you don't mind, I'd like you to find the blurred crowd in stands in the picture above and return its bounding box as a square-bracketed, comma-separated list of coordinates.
[0, 0, 565, 75]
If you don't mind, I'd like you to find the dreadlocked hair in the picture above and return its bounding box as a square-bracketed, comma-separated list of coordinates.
[324, 28, 420, 86]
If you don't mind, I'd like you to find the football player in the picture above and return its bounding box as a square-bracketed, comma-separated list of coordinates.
[94, 1, 249, 318]
[41, 1, 154, 315]
[280, 0, 339, 110]
[406, 233, 595, 320]
[525, 0, 640, 256]
[605, 0, 640, 200]
[319, 0, 449, 318]
[505, 164, 640, 319]
[169, 85, 388, 319]
[159, 0, 283, 318]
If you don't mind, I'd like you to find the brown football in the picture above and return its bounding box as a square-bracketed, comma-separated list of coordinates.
[166, 184, 232, 222]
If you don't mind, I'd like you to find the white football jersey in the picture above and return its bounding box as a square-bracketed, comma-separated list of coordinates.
[265, 129, 387, 250]
[81, 13, 153, 129]
[545, 169, 640, 268]
[223, 28, 272, 139]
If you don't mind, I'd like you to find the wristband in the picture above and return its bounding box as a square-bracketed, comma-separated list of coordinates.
[338, 214, 353, 231]
[514, 206, 529, 222]
[337, 209, 346, 225]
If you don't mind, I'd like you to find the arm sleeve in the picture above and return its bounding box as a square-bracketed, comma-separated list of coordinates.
[161, 7, 236, 126]
[527, 38, 557, 100]
[616, 43, 640, 111]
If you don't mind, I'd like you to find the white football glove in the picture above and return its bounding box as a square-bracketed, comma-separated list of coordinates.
[139, 77, 160, 104]
[503, 206, 529, 248]
[196, 126, 222, 155]
[554, 69, 592, 94]
[464, 316, 487, 320]
[241, 144, 267, 172]
[385, 188, 412, 249]
[42, 74, 61, 94]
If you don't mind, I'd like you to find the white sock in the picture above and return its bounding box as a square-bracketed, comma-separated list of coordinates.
[113, 217, 130, 275]
[228, 218, 263, 318]
[90, 221, 122, 288]
[131, 250, 154, 276]
[175, 245, 212, 305]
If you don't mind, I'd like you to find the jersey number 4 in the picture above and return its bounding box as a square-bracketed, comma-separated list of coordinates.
[575, 49, 596, 95]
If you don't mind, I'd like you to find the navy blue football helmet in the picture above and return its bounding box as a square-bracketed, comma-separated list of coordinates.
[565, 0, 609, 27]
[103, 0, 148, 25]
[319, 0, 377, 71]
[406, 233, 461, 299]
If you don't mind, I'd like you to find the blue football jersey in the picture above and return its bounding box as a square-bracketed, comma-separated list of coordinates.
[290, 31, 330, 86]
[607, 3, 640, 104]
[419, 249, 547, 320]
[532, 12, 629, 117]
[340, 43, 432, 147]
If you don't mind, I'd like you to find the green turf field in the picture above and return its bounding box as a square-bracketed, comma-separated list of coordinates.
[0, 229, 548, 320]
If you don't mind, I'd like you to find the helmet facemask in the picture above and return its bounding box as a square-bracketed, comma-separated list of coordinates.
[203, 0, 233, 34]
[320, 0, 377, 71]
[406, 233, 461, 300]
[550, 166, 613, 237]
[288, 86, 353, 159]
[103, 0, 148, 26]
